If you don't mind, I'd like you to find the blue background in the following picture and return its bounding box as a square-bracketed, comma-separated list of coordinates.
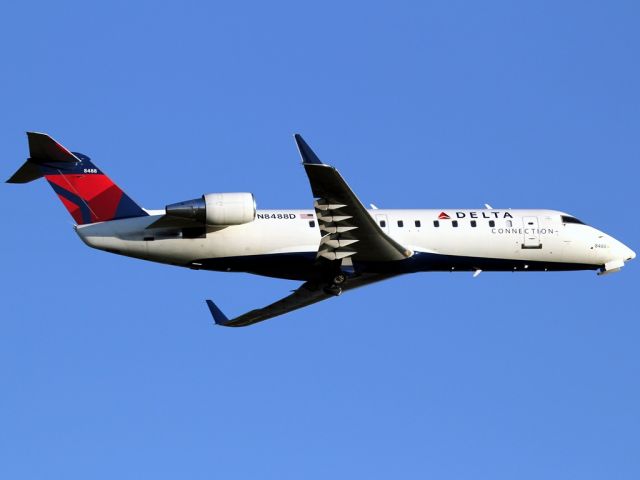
[1, 1, 638, 478]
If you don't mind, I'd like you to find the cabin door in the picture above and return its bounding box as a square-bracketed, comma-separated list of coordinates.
[522, 216, 542, 249]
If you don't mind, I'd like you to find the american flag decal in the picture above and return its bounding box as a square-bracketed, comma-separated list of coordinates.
[300, 213, 314, 219]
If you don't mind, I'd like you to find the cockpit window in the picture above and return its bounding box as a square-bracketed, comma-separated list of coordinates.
[561, 215, 586, 225]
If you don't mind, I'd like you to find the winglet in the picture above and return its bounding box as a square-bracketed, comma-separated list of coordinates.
[206, 299, 232, 326]
[294, 134, 323, 165]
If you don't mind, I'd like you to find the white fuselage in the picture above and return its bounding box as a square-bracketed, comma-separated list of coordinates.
[75, 208, 635, 279]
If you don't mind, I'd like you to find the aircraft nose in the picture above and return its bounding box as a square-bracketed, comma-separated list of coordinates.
[604, 233, 635, 262]
[617, 240, 635, 262]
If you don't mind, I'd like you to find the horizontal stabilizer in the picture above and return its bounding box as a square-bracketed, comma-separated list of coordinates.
[6, 160, 43, 183]
[7, 132, 79, 183]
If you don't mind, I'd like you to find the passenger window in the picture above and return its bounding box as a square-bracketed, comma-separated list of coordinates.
[380, 220, 386, 228]
[452, 220, 458, 227]
[470, 220, 477, 227]
[309, 220, 315, 228]
[433, 220, 440, 227]
[489, 220, 495, 227]
[398, 220, 404, 228]
[415, 220, 421, 228]
[506, 220, 512, 227]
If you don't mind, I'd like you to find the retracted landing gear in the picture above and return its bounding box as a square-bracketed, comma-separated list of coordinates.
[333, 273, 346, 285]
[323, 273, 347, 296]
[323, 285, 343, 296]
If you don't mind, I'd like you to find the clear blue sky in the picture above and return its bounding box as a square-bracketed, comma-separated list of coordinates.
[1, 1, 639, 478]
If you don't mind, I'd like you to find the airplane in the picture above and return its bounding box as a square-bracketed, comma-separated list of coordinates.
[7, 132, 635, 327]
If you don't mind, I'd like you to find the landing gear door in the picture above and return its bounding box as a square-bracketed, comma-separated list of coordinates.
[522, 216, 542, 249]
[375, 214, 389, 234]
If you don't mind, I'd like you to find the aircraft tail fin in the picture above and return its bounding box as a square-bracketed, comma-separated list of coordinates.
[7, 132, 148, 225]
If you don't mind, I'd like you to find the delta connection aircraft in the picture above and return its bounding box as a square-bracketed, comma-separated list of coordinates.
[8, 133, 635, 327]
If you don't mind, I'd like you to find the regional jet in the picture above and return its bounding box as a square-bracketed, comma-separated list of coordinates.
[7, 133, 635, 326]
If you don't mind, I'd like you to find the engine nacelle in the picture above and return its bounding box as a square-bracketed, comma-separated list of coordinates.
[165, 192, 256, 226]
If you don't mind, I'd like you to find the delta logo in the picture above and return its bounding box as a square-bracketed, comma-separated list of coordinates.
[436, 211, 514, 219]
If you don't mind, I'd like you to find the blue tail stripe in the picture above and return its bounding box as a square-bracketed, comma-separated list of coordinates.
[48, 181, 92, 224]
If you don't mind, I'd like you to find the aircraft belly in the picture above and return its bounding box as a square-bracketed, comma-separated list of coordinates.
[402, 252, 598, 272]
[194, 252, 318, 280]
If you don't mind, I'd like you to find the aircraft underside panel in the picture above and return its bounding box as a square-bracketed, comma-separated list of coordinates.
[193, 251, 600, 280]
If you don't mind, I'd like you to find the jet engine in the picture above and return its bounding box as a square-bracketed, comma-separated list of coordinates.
[165, 192, 256, 226]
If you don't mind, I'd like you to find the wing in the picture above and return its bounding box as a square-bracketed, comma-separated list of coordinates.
[206, 273, 396, 327]
[205, 134, 411, 327]
[294, 134, 412, 262]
